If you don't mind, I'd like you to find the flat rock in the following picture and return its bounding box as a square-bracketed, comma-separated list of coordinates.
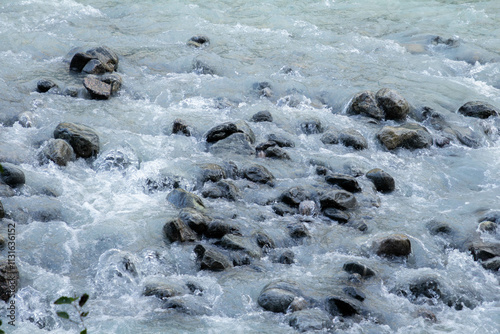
[377, 123, 433, 150]
[209, 133, 255, 156]
[54, 122, 100, 158]
[325, 173, 361, 193]
[83, 76, 111, 100]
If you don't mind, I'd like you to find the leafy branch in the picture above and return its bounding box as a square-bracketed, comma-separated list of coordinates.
[54, 293, 89, 334]
[0, 319, 5, 334]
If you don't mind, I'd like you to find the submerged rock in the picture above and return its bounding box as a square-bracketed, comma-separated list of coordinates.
[202, 180, 239, 201]
[0, 260, 19, 302]
[287, 308, 333, 332]
[325, 173, 361, 193]
[187, 35, 210, 48]
[205, 123, 240, 143]
[319, 190, 357, 211]
[251, 110, 273, 122]
[167, 188, 205, 211]
[377, 123, 433, 150]
[323, 208, 350, 224]
[209, 133, 255, 156]
[376, 234, 412, 258]
[267, 134, 295, 148]
[241, 164, 275, 186]
[36, 79, 57, 93]
[458, 101, 498, 119]
[54, 122, 100, 158]
[339, 129, 368, 150]
[204, 220, 240, 239]
[279, 186, 312, 208]
[39, 138, 75, 166]
[0, 162, 25, 188]
[365, 168, 395, 193]
[300, 119, 324, 134]
[163, 218, 198, 243]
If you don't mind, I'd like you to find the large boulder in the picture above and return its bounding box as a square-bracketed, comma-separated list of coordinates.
[375, 88, 410, 121]
[0, 162, 25, 188]
[54, 122, 100, 158]
[319, 190, 357, 211]
[365, 168, 395, 193]
[377, 123, 433, 150]
[167, 188, 205, 211]
[39, 138, 75, 166]
[458, 101, 498, 119]
[0, 260, 19, 302]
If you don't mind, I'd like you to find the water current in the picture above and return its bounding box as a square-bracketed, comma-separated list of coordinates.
[0, 0, 499, 333]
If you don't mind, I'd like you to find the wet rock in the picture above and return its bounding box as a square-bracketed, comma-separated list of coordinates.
[288, 222, 309, 239]
[427, 110, 482, 148]
[261, 146, 290, 160]
[343, 287, 366, 302]
[83, 76, 111, 100]
[54, 122, 100, 158]
[409, 278, 442, 300]
[218, 234, 261, 258]
[0, 200, 4, 219]
[70, 52, 95, 72]
[187, 35, 210, 48]
[100, 73, 122, 94]
[478, 221, 497, 233]
[267, 134, 295, 147]
[241, 164, 275, 186]
[192, 59, 216, 75]
[143, 281, 184, 299]
[319, 190, 357, 211]
[222, 161, 239, 180]
[375, 88, 410, 121]
[36, 79, 57, 93]
[347, 91, 384, 120]
[278, 250, 295, 264]
[163, 218, 198, 243]
[194, 244, 233, 271]
[202, 180, 239, 201]
[416, 309, 438, 323]
[0, 162, 25, 188]
[343, 262, 376, 278]
[299, 200, 316, 216]
[427, 220, 453, 236]
[272, 203, 297, 216]
[300, 119, 324, 135]
[209, 133, 255, 156]
[167, 188, 205, 211]
[481, 257, 500, 271]
[15, 111, 34, 128]
[287, 309, 333, 332]
[325, 173, 361, 193]
[255, 231, 275, 251]
[339, 128, 368, 150]
[172, 118, 192, 136]
[93, 149, 132, 172]
[39, 138, 75, 166]
[365, 168, 395, 193]
[469, 241, 500, 262]
[251, 110, 273, 122]
[204, 220, 241, 239]
[197, 163, 226, 184]
[258, 281, 301, 313]
[162, 296, 211, 315]
[325, 296, 360, 317]
[479, 211, 500, 224]
[323, 208, 350, 224]
[458, 101, 498, 119]
[320, 130, 340, 145]
[279, 186, 312, 208]
[0, 260, 19, 302]
[70, 46, 119, 74]
[376, 234, 412, 258]
[178, 208, 211, 235]
[253, 82, 272, 98]
[431, 36, 459, 47]
[0, 185, 14, 197]
[377, 123, 433, 150]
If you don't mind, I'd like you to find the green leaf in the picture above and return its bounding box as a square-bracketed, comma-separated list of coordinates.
[80, 329, 87, 334]
[80, 311, 89, 317]
[0, 319, 2, 325]
[0, 164, 3, 173]
[79, 293, 89, 307]
[56, 311, 70, 319]
[0, 329, 5, 334]
[55, 296, 77, 304]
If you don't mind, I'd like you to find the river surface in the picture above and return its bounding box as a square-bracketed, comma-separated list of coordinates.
[0, 0, 499, 333]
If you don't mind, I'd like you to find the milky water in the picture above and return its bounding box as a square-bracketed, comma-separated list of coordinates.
[0, 0, 499, 333]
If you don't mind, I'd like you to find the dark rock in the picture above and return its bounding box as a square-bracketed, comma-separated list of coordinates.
[178, 208, 211, 235]
[376, 88, 410, 121]
[431, 36, 459, 47]
[261, 146, 290, 160]
[202, 180, 239, 201]
[347, 91, 384, 120]
[241, 164, 274, 186]
[409, 278, 442, 300]
[320, 130, 340, 145]
[481, 257, 500, 271]
[251, 110, 273, 122]
[319, 190, 357, 211]
[197, 163, 226, 184]
[0, 200, 4, 219]
[253, 82, 272, 98]
[222, 161, 239, 179]
[339, 128, 368, 150]
[258, 281, 301, 313]
[172, 118, 192, 136]
[205, 220, 240, 239]
[325, 296, 359, 317]
[54, 122, 100, 158]
[287, 309, 333, 332]
[279, 186, 311, 208]
[299, 200, 316, 216]
[167, 188, 205, 211]
[194, 245, 233, 271]
[0, 260, 19, 302]
[323, 208, 350, 224]
[267, 134, 295, 147]
[458, 101, 498, 119]
[255, 141, 277, 152]
[187, 35, 210, 48]
[143, 282, 183, 299]
[272, 203, 297, 216]
[469, 241, 500, 262]
[287, 222, 309, 239]
[209, 133, 255, 156]
[0, 162, 25, 188]
[100, 73, 122, 94]
[82, 59, 107, 74]
[36, 79, 57, 93]
[376, 234, 412, 258]
[343, 262, 376, 278]
[39, 139, 75, 166]
[278, 250, 295, 264]
[255, 232, 275, 251]
[300, 119, 323, 135]
[163, 218, 198, 243]
[70, 52, 94, 72]
[365, 168, 395, 193]
[70, 46, 118, 74]
[83, 76, 111, 100]
[86, 46, 119, 73]
[343, 287, 366, 302]
[377, 123, 433, 150]
[427, 220, 453, 236]
[325, 174, 361, 193]
[479, 211, 500, 224]
[478, 221, 497, 233]
[218, 234, 261, 258]
[427, 110, 482, 148]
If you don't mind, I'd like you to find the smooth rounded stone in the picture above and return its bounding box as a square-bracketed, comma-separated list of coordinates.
[197, 163, 226, 184]
[300, 119, 324, 135]
[218, 234, 261, 258]
[267, 134, 295, 148]
[339, 128, 368, 150]
[319, 190, 357, 211]
[54, 122, 100, 158]
[253, 81, 273, 98]
[39, 138, 75, 166]
[343, 262, 375, 278]
[204, 220, 241, 239]
[343, 287, 366, 302]
[172, 118, 192, 136]
[187, 35, 210, 48]
[0, 200, 4, 219]
[287, 222, 309, 239]
[194, 245, 233, 271]
[241, 164, 275, 186]
[167, 188, 205, 211]
[36, 79, 57, 93]
[376, 234, 412, 258]
[458, 101, 498, 119]
[347, 90, 384, 120]
[299, 200, 316, 216]
[202, 180, 239, 201]
[208, 133, 255, 156]
[377, 123, 433, 150]
[375, 88, 410, 121]
[178, 208, 211, 235]
[251, 110, 273, 122]
[0, 260, 19, 302]
[427, 220, 453, 236]
[258, 281, 302, 313]
[365, 168, 395, 193]
[325, 173, 361, 193]
[83, 76, 111, 100]
[320, 130, 340, 145]
[163, 218, 198, 243]
[287, 309, 333, 332]
[278, 250, 295, 264]
[279, 186, 312, 208]
[323, 208, 350, 224]
[261, 146, 290, 160]
[325, 296, 360, 317]
[0, 162, 25, 188]
[272, 203, 298, 216]
[100, 73, 122, 94]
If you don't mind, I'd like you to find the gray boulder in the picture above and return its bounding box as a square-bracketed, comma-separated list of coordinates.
[251, 110, 273, 122]
[458, 101, 498, 119]
[339, 128, 368, 150]
[194, 244, 233, 271]
[0, 162, 25, 188]
[202, 180, 239, 201]
[377, 123, 433, 150]
[178, 208, 211, 235]
[258, 281, 302, 313]
[54, 122, 100, 158]
[40, 138, 75, 166]
[209, 133, 255, 156]
[325, 173, 361, 193]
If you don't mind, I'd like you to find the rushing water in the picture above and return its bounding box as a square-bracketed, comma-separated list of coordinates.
[1, 0, 500, 333]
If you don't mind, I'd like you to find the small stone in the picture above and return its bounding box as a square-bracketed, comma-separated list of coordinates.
[70, 52, 94, 72]
[83, 58, 107, 74]
[287, 222, 309, 239]
[258, 281, 301, 313]
[194, 245, 233, 271]
[287, 309, 333, 332]
[262, 146, 290, 160]
[458, 101, 498, 119]
[298, 200, 316, 216]
[209, 133, 255, 156]
[0, 200, 4, 219]
[365, 168, 395, 193]
[100, 73, 122, 94]
[278, 250, 295, 264]
[272, 203, 297, 216]
[37, 79, 57, 93]
[251, 110, 273, 122]
[343, 287, 366, 302]
[343, 262, 376, 278]
[187, 35, 210, 48]
[320, 130, 340, 145]
[279, 187, 311, 208]
[267, 134, 295, 147]
[376, 234, 412, 258]
[478, 221, 497, 233]
[202, 180, 239, 201]
[323, 208, 350, 224]
[83, 76, 111, 100]
[172, 118, 192, 136]
[325, 173, 361, 193]
[178, 208, 211, 235]
[319, 190, 357, 211]
[204, 220, 240, 239]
